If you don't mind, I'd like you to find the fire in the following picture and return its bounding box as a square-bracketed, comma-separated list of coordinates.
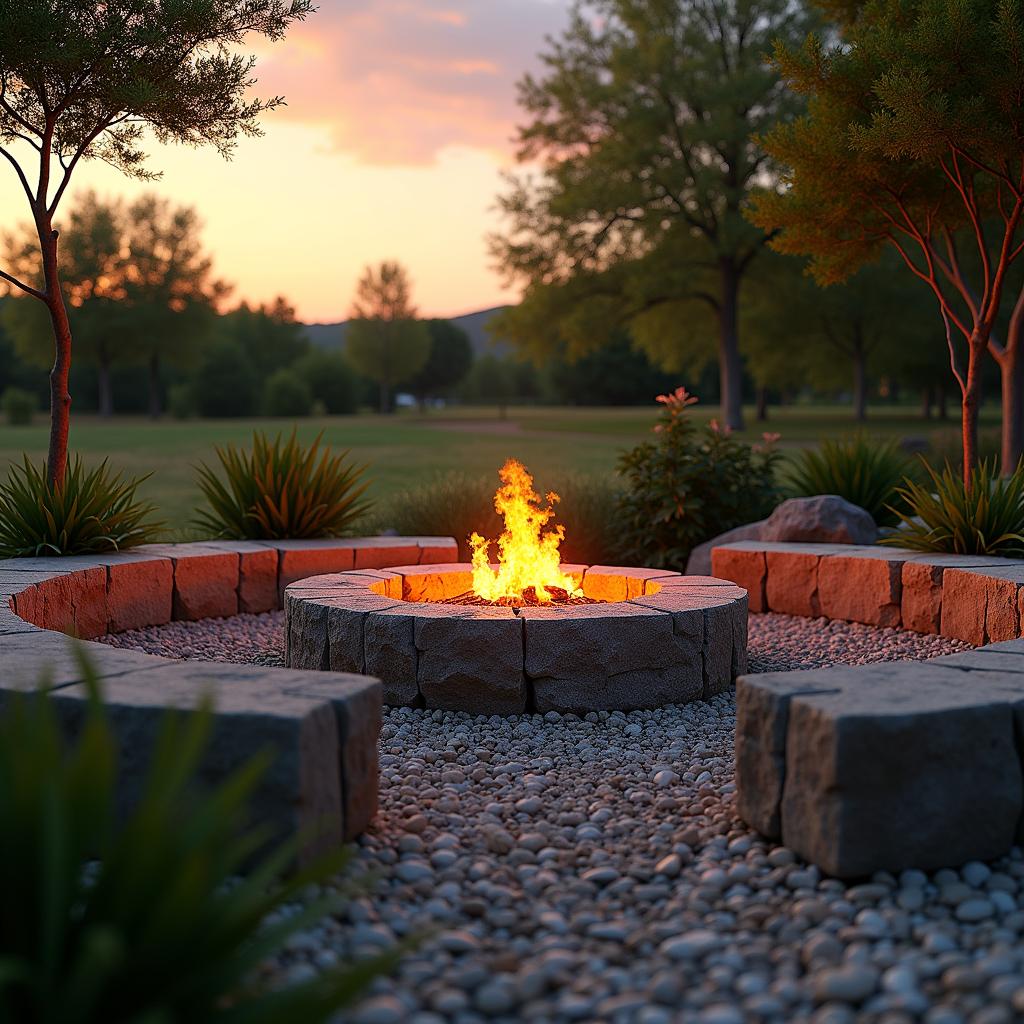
[469, 459, 582, 604]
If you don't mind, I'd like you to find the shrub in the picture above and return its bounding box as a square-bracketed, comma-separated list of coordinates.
[297, 350, 359, 414]
[885, 458, 1024, 557]
[194, 429, 372, 539]
[1, 386, 35, 425]
[617, 387, 782, 569]
[787, 436, 912, 527]
[168, 382, 196, 420]
[0, 653, 397, 1024]
[549, 472, 628, 565]
[0, 455, 162, 557]
[263, 368, 313, 418]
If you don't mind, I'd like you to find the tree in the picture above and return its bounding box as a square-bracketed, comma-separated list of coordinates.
[489, 0, 817, 432]
[192, 339, 258, 418]
[262, 367, 312, 417]
[345, 261, 429, 414]
[402, 319, 474, 408]
[222, 297, 310, 380]
[462, 354, 516, 418]
[545, 333, 677, 406]
[0, 0, 311, 486]
[750, 0, 1024, 479]
[295, 349, 359, 414]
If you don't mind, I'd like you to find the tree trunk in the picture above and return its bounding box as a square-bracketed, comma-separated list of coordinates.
[41, 227, 71, 490]
[962, 339, 986, 487]
[921, 386, 933, 420]
[853, 347, 867, 423]
[938, 388, 949, 421]
[756, 386, 768, 422]
[996, 348, 1024, 474]
[148, 354, 162, 420]
[718, 259, 744, 432]
[97, 354, 114, 418]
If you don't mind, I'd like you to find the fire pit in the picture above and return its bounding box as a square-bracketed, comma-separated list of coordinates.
[285, 461, 747, 714]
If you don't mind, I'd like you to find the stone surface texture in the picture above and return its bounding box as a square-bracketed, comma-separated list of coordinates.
[760, 495, 878, 545]
[0, 536, 456, 859]
[713, 539, 1024, 877]
[284, 565, 747, 715]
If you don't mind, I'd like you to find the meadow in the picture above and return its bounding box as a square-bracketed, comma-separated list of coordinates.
[0, 402, 990, 537]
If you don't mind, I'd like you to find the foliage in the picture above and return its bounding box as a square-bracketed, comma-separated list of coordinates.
[750, 0, 1024, 473]
[617, 388, 782, 568]
[490, 0, 818, 429]
[787, 436, 913, 526]
[459, 355, 518, 413]
[370, 469, 625, 564]
[544, 334, 677, 406]
[0, 455, 162, 557]
[193, 340, 260, 419]
[885, 460, 1024, 557]
[194, 430, 372, 540]
[345, 262, 430, 413]
[0, 653, 395, 1024]
[401, 319, 475, 403]
[263, 369, 313, 418]
[296, 350, 359, 415]
[1, 386, 34, 425]
[222, 299, 311, 379]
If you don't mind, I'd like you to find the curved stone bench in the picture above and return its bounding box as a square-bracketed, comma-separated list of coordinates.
[0, 536, 457, 862]
[712, 541, 1024, 877]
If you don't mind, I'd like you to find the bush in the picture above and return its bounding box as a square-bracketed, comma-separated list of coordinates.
[194, 429, 372, 539]
[617, 387, 782, 569]
[263, 368, 313, 418]
[168, 382, 196, 420]
[297, 350, 360, 414]
[0, 653, 396, 1024]
[885, 458, 1024, 557]
[193, 339, 259, 418]
[370, 469, 627, 564]
[787, 436, 912, 527]
[1, 386, 35, 425]
[0, 455, 163, 557]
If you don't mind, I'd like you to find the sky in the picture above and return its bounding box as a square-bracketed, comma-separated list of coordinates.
[0, 0, 572, 323]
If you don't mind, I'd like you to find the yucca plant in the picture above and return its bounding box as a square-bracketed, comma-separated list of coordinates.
[884, 458, 1024, 557]
[0, 651, 398, 1024]
[193, 430, 372, 539]
[0, 455, 162, 557]
[787, 436, 912, 526]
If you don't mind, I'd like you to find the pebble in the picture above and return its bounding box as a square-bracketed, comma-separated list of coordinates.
[102, 608, 1018, 1024]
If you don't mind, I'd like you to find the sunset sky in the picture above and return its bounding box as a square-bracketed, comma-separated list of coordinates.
[0, 0, 572, 323]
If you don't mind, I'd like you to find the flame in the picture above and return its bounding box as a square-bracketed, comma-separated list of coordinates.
[469, 459, 581, 604]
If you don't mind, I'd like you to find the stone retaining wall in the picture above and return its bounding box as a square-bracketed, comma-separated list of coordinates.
[0, 536, 457, 862]
[712, 541, 1024, 877]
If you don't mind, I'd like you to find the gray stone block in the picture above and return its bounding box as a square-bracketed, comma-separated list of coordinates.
[415, 607, 526, 715]
[781, 665, 1023, 877]
[363, 606, 422, 706]
[51, 662, 351, 863]
[523, 604, 703, 713]
[285, 593, 330, 670]
[326, 596, 404, 675]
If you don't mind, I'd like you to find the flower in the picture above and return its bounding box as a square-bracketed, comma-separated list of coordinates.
[655, 386, 699, 411]
[762, 432, 781, 445]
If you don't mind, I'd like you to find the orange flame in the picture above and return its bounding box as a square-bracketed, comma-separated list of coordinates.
[470, 459, 581, 603]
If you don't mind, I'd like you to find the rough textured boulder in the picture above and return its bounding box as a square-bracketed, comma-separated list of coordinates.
[686, 520, 766, 576]
[760, 495, 877, 545]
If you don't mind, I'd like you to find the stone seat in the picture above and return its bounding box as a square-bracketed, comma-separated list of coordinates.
[0, 536, 457, 860]
[713, 541, 1024, 877]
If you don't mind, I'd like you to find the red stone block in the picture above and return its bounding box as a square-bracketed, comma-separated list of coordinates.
[818, 554, 902, 627]
[901, 562, 943, 634]
[940, 569, 988, 646]
[711, 547, 767, 613]
[985, 577, 1020, 643]
[765, 551, 821, 617]
[103, 555, 173, 633]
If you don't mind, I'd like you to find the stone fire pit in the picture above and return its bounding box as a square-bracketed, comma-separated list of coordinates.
[285, 564, 747, 715]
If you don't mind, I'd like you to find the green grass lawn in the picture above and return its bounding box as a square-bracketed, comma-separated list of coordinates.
[0, 402, 992, 538]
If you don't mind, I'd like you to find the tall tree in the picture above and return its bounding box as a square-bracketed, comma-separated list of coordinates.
[0, 0, 311, 487]
[122, 195, 226, 418]
[345, 261, 429, 414]
[490, 0, 816, 431]
[402, 319, 474, 409]
[750, 0, 1024, 478]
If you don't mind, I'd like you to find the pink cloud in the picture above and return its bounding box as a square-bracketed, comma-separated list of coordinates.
[255, 0, 570, 165]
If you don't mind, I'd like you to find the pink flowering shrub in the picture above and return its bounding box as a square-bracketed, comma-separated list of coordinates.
[617, 388, 782, 569]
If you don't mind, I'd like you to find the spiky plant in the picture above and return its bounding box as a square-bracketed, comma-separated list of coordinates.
[0, 455, 162, 557]
[885, 459, 1024, 557]
[193, 430, 372, 540]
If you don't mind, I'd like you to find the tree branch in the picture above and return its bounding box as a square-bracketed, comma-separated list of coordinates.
[0, 266, 46, 302]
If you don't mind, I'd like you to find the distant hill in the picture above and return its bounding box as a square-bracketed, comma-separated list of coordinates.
[301, 305, 513, 357]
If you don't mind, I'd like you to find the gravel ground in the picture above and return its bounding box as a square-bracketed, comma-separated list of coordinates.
[97, 613, 1024, 1024]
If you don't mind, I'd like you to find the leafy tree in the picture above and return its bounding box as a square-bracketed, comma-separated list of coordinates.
[489, 0, 817, 432]
[545, 333, 677, 406]
[192, 339, 258, 418]
[462, 354, 516, 418]
[0, 0, 311, 486]
[402, 319, 474, 408]
[296, 349, 359, 414]
[750, 0, 1024, 479]
[222, 296, 310, 379]
[345, 261, 429, 414]
[262, 367, 312, 417]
